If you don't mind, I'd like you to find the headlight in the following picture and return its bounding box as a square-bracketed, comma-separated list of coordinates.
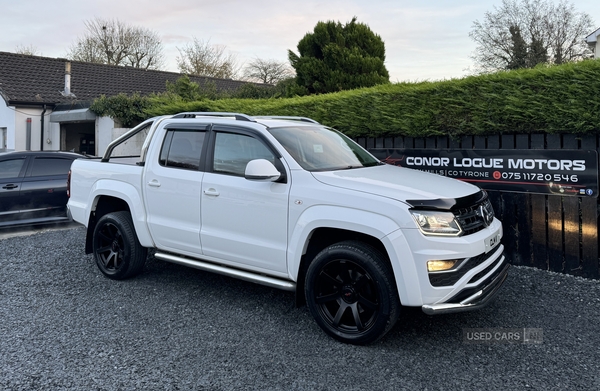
[410, 210, 462, 236]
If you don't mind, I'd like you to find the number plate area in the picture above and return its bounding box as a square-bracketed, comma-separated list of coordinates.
[484, 233, 501, 253]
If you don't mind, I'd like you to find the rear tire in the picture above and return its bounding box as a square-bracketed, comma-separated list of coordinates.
[305, 241, 400, 345]
[92, 211, 147, 280]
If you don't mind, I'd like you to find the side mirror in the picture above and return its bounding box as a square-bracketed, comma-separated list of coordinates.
[245, 159, 281, 182]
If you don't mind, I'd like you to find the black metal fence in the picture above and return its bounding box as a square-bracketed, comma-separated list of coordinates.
[357, 133, 600, 279]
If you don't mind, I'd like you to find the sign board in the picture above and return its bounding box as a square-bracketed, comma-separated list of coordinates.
[370, 148, 599, 197]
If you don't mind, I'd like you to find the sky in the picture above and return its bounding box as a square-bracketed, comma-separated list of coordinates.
[1, 0, 600, 83]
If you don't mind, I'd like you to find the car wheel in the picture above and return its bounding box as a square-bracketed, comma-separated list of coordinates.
[305, 241, 400, 345]
[92, 211, 147, 280]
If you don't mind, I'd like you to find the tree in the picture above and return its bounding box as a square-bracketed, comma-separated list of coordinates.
[165, 75, 201, 101]
[528, 36, 549, 67]
[176, 38, 240, 79]
[288, 17, 389, 94]
[67, 17, 164, 70]
[242, 58, 294, 84]
[507, 26, 528, 69]
[165, 75, 221, 101]
[470, 0, 593, 72]
[15, 44, 40, 56]
[231, 83, 280, 99]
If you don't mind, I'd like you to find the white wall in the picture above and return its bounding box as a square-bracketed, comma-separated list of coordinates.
[97, 116, 115, 156]
[10, 106, 55, 151]
[0, 100, 59, 151]
[14, 107, 40, 150]
[96, 116, 147, 157]
[46, 122, 60, 151]
[110, 126, 147, 156]
[0, 99, 16, 149]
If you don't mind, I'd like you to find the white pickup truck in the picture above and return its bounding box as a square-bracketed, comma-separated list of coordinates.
[68, 112, 508, 345]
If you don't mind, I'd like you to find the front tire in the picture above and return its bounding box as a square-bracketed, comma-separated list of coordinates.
[305, 241, 400, 345]
[92, 211, 147, 280]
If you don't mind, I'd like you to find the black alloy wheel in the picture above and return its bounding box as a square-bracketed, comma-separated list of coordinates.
[93, 211, 147, 280]
[305, 241, 400, 345]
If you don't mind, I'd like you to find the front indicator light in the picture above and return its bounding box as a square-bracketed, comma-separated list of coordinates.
[427, 259, 459, 272]
[410, 210, 462, 236]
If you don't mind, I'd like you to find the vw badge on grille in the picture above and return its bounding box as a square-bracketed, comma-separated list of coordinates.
[477, 202, 494, 227]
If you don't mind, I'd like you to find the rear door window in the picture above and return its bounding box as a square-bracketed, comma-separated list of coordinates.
[159, 129, 206, 170]
[29, 157, 74, 177]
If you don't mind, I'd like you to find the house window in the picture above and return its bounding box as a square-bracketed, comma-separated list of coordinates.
[0, 128, 6, 149]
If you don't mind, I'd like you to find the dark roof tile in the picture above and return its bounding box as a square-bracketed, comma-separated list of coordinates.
[0, 51, 263, 105]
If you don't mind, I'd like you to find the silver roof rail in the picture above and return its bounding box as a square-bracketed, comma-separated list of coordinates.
[171, 112, 255, 122]
[253, 115, 319, 124]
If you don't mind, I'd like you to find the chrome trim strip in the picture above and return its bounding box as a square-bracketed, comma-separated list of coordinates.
[422, 260, 509, 315]
[154, 252, 296, 292]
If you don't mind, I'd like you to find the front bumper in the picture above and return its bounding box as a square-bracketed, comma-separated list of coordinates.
[421, 257, 509, 315]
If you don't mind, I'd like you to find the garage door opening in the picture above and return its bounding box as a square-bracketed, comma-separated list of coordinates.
[60, 122, 95, 155]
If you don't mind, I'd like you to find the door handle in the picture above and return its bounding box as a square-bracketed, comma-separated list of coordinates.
[2, 184, 18, 190]
[148, 179, 161, 187]
[203, 188, 220, 197]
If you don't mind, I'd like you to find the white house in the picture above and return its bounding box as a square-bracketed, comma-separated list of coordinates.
[586, 27, 600, 59]
[0, 52, 259, 155]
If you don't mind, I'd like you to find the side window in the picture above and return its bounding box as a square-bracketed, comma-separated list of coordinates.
[0, 158, 26, 179]
[159, 129, 205, 170]
[213, 132, 276, 176]
[30, 157, 74, 177]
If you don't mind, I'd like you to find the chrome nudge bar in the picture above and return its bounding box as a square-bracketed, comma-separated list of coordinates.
[422, 259, 509, 315]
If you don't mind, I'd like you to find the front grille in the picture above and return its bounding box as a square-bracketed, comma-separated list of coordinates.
[429, 244, 499, 287]
[454, 199, 494, 236]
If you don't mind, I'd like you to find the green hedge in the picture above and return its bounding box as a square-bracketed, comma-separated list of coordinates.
[115, 60, 600, 138]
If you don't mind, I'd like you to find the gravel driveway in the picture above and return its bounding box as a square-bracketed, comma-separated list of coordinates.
[1, 227, 599, 390]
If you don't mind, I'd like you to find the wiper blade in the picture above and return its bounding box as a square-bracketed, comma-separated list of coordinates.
[344, 162, 381, 169]
[363, 162, 384, 167]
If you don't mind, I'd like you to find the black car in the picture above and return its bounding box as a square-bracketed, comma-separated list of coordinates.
[0, 151, 86, 227]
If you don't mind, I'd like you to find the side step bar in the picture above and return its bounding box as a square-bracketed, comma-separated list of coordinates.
[154, 252, 296, 292]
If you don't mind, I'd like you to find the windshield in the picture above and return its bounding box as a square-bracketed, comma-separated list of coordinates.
[268, 126, 380, 171]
